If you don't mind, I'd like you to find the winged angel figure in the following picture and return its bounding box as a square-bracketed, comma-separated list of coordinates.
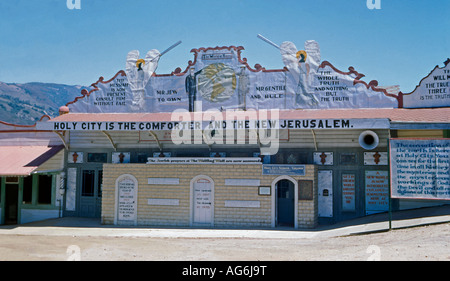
[125, 49, 161, 111]
[280, 40, 321, 107]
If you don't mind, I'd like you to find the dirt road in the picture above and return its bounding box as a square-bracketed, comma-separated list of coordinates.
[0, 222, 448, 261]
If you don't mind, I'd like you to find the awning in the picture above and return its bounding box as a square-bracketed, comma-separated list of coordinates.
[0, 145, 64, 176]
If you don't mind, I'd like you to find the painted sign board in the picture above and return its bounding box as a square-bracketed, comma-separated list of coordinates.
[313, 152, 333, 165]
[342, 174, 356, 211]
[262, 164, 305, 176]
[68, 152, 83, 163]
[364, 152, 388, 165]
[147, 157, 261, 165]
[402, 59, 450, 108]
[116, 174, 138, 225]
[36, 118, 391, 131]
[65, 44, 401, 114]
[112, 152, 130, 164]
[390, 139, 450, 200]
[318, 170, 333, 217]
[365, 170, 389, 214]
[193, 178, 213, 224]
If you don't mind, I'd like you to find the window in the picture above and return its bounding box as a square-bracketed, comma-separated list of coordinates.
[87, 153, 107, 163]
[340, 153, 357, 165]
[23, 176, 33, 204]
[137, 153, 148, 163]
[38, 175, 52, 204]
[6, 177, 19, 183]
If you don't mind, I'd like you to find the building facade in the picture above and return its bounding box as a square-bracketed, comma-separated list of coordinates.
[0, 44, 449, 228]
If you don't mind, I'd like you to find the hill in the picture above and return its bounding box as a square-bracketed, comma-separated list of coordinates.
[0, 82, 85, 125]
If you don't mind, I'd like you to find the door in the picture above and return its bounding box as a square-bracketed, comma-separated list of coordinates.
[276, 179, 294, 226]
[79, 169, 103, 218]
[5, 184, 19, 224]
[318, 170, 333, 217]
[193, 178, 213, 225]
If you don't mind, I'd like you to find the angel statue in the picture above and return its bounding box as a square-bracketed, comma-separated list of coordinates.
[125, 49, 161, 111]
[280, 40, 321, 107]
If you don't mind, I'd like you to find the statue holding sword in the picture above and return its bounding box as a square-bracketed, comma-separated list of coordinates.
[257, 34, 320, 107]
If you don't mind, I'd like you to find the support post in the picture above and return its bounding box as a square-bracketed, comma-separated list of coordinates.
[387, 138, 392, 230]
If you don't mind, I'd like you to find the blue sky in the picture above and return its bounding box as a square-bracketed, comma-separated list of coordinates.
[0, 0, 448, 92]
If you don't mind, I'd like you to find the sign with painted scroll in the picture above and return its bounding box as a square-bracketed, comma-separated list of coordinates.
[68, 72, 131, 113]
[272, 37, 399, 109]
[402, 59, 450, 108]
[66, 42, 401, 114]
[304, 62, 399, 109]
[390, 139, 450, 200]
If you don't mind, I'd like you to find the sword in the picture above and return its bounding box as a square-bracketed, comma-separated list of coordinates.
[160, 40, 182, 57]
[148, 40, 182, 62]
[257, 34, 298, 59]
[257, 34, 280, 50]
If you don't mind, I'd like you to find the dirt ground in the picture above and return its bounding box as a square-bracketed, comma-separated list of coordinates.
[0, 222, 448, 261]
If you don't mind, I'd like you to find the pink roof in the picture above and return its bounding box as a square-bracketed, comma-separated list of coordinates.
[49, 108, 450, 123]
[0, 145, 64, 176]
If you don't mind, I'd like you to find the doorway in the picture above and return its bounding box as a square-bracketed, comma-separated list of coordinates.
[79, 168, 103, 218]
[276, 179, 295, 226]
[5, 183, 19, 224]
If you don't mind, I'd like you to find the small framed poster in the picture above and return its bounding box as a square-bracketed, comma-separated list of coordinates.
[68, 152, 83, 163]
[313, 152, 333, 165]
[298, 180, 313, 200]
[112, 152, 130, 164]
[258, 186, 271, 196]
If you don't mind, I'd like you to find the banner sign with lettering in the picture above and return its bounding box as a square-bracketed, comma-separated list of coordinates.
[390, 139, 450, 200]
[66, 43, 401, 114]
[304, 62, 398, 109]
[402, 59, 450, 108]
[146, 157, 261, 165]
[262, 164, 305, 176]
[36, 118, 390, 131]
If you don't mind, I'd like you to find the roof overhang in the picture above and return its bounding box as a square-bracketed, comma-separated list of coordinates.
[0, 145, 64, 177]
